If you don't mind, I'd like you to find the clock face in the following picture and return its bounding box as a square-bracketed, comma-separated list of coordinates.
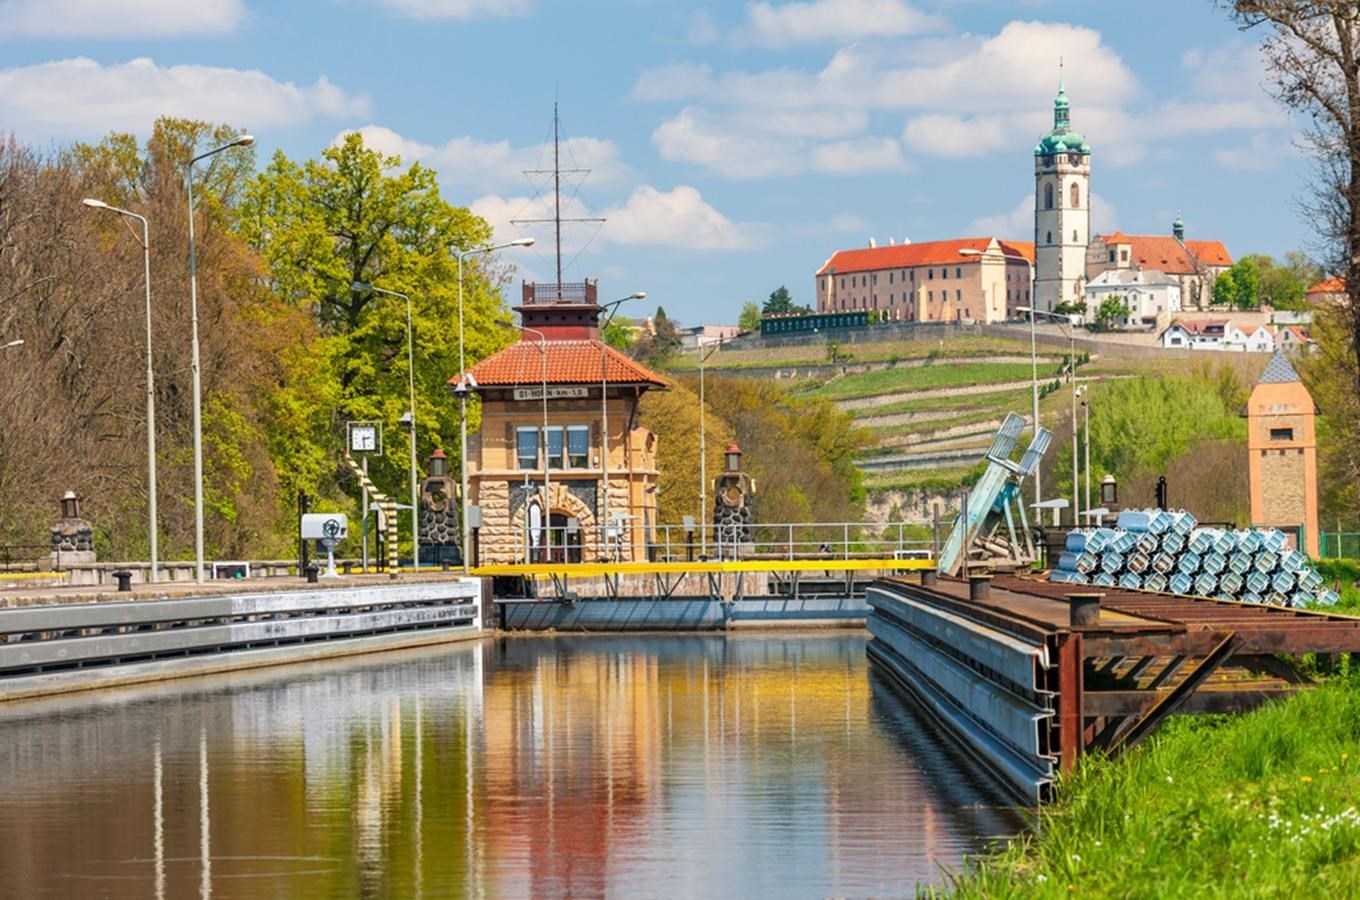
[351, 426, 377, 452]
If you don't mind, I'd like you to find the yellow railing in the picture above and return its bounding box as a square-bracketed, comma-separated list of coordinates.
[470, 558, 935, 577]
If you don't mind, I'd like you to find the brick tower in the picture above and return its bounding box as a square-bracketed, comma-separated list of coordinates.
[1247, 350, 1319, 556]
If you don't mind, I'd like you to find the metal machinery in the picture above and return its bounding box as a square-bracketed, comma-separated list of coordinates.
[712, 443, 755, 557]
[938, 413, 1052, 576]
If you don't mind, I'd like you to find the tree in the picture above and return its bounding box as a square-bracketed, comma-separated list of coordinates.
[738, 300, 762, 333]
[630, 306, 682, 367]
[602, 316, 634, 351]
[1226, 4, 1360, 377]
[1092, 295, 1129, 331]
[1213, 269, 1240, 309]
[763, 285, 797, 315]
[238, 132, 513, 514]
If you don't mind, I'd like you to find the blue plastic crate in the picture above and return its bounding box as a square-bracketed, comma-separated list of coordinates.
[1161, 532, 1186, 555]
[1202, 552, 1227, 575]
[1169, 572, 1194, 595]
[1177, 552, 1202, 575]
[1219, 571, 1244, 596]
[1194, 573, 1218, 596]
[1119, 572, 1143, 590]
[1272, 571, 1297, 594]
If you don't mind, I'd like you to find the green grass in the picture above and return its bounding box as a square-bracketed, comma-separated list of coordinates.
[945, 680, 1360, 897]
[849, 387, 1034, 421]
[804, 361, 1047, 401]
[863, 465, 983, 492]
[667, 336, 1047, 371]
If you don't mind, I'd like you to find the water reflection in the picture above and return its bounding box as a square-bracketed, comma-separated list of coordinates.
[0, 634, 1020, 897]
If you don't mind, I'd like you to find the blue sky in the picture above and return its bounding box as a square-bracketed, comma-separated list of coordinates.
[0, 0, 1307, 324]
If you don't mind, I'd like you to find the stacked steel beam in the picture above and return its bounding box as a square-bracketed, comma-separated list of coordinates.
[1050, 508, 1339, 608]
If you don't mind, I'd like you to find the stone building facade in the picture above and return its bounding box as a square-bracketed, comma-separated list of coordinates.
[1246, 350, 1319, 557]
[456, 280, 666, 565]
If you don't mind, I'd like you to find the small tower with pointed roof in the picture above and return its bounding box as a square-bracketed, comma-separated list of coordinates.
[1034, 65, 1092, 312]
[1247, 350, 1320, 556]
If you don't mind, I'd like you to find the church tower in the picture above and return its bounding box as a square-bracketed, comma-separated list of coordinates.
[1034, 74, 1091, 312]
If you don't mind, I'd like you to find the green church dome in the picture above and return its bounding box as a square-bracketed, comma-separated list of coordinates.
[1034, 77, 1091, 158]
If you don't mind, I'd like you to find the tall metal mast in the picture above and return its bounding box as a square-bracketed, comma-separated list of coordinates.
[513, 103, 604, 297]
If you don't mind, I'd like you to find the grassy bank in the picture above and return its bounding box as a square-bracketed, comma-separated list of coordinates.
[946, 679, 1360, 897]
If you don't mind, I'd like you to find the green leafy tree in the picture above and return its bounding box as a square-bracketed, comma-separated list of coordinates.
[1092, 295, 1129, 331]
[1213, 269, 1240, 309]
[602, 316, 635, 351]
[763, 285, 796, 315]
[238, 132, 513, 511]
[631, 306, 683, 367]
[738, 301, 762, 333]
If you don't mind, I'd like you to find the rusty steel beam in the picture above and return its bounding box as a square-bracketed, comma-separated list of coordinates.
[1053, 631, 1084, 771]
[1111, 633, 1241, 754]
[1085, 684, 1298, 716]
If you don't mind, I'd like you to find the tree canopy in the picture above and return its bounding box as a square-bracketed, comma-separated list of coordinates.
[738, 301, 762, 333]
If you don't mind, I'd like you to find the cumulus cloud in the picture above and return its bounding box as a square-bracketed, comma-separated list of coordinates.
[338, 125, 629, 190]
[734, 0, 944, 47]
[652, 107, 908, 178]
[471, 184, 761, 253]
[368, 0, 531, 19]
[0, 57, 368, 138]
[0, 0, 244, 38]
[1214, 131, 1293, 171]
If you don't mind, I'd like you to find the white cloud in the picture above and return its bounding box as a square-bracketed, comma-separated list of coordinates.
[338, 125, 629, 190]
[686, 8, 720, 45]
[735, 0, 945, 47]
[604, 185, 762, 250]
[369, 0, 531, 19]
[652, 107, 908, 178]
[0, 58, 368, 138]
[470, 184, 762, 254]
[1214, 131, 1290, 171]
[902, 113, 1023, 157]
[0, 0, 244, 38]
[967, 192, 1116, 239]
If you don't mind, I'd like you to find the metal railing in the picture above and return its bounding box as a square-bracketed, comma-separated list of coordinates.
[0, 544, 49, 572]
[513, 521, 937, 564]
[1321, 533, 1360, 559]
[521, 280, 598, 305]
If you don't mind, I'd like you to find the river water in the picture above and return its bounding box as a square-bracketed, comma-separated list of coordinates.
[0, 634, 1021, 897]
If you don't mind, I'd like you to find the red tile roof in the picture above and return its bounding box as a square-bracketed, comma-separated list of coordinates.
[816, 237, 1032, 276]
[1095, 234, 1232, 274]
[1307, 275, 1345, 295]
[1168, 319, 1228, 336]
[456, 339, 668, 389]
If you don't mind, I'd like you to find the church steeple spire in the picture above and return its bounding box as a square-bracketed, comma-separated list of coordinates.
[1053, 59, 1070, 129]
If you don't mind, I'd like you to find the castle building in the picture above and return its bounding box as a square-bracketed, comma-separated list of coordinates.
[1085, 218, 1232, 311]
[815, 236, 1033, 323]
[456, 280, 666, 565]
[1246, 350, 1320, 557]
[1033, 77, 1091, 311]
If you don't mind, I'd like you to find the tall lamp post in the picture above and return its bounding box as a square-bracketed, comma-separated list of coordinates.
[0, 339, 21, 351]
[1017, 305, 1079, 526]
[83, 198, 159, 584]
[455, 238, 533, 573]
[697, 338, 725, 558]
[351, 281, 421, 571]
[597, 292, 645, 560]
[497, 320, 549, 560]
[185, 133, 253, 583]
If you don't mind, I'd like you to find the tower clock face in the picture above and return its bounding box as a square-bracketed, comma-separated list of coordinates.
[1068, 153, 1082, 166]
[350, 425, 378, 453]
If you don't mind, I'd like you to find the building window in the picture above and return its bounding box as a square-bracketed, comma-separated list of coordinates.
[942, 268, 948, 280]
[956, 290, 961, 301]
[1073, 230, 1078, 243]
[568, 425, 589, 468]
[1108, 250, 1115, 263]
[1070, 182, 1080, 208]
[1270, 427, 1295, 441]
[1045, 183, 1054, 209]
[956, 267, 962, 278]
[889, 272, 894, 284]
[909, 270, 914, 282]
[1046, 231, 1052, 244]
[546, 426, 565, 469]
[516, 427, 539, 470]
[928, 269, 934, 280]
[928, 290, 933, 302]
[1121, 249, 1129, 263]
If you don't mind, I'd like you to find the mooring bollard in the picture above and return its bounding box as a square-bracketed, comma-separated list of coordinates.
[922, 569, 939, 587]
[112, 570, 133, 592]
[1070, 592, 1103, 627]
[969, 574, 993, 602]
[305, 564, 319, 585]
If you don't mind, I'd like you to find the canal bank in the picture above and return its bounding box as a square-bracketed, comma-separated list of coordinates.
[0, 632, 1022, 897]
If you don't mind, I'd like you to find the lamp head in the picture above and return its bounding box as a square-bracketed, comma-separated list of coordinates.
[235, 134, 255, 147]
[630, 291, 646, 300]
[510, 238, 534, 247]
[350, 281, 372, 291]
[81, 198, 108, 209]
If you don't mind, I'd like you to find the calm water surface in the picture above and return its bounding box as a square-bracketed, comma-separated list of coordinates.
[0, 634, 1021, 897]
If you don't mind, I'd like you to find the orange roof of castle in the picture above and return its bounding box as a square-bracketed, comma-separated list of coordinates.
[817, 237, 1033, 276]
[1307, 275, 1345, 295]
[1096, 234, 1232, 273]
[456, 339, 668, 389]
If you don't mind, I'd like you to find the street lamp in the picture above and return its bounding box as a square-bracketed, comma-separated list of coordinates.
[698, 337, 725, 558]
[597, 291, 645, 560]
[84, 197, 159, 583]
[0, 338, 22, 351]
[185, 132, 253, 582]
[455, 238, 533, 573]
[351, 280, 421, 571]
[1017, 305, 1080, 527]
[497, 320, 549, 561]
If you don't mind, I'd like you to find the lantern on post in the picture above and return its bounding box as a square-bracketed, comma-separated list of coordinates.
[1100, 474, 1118, 508]
[725, 443, 742, 473]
